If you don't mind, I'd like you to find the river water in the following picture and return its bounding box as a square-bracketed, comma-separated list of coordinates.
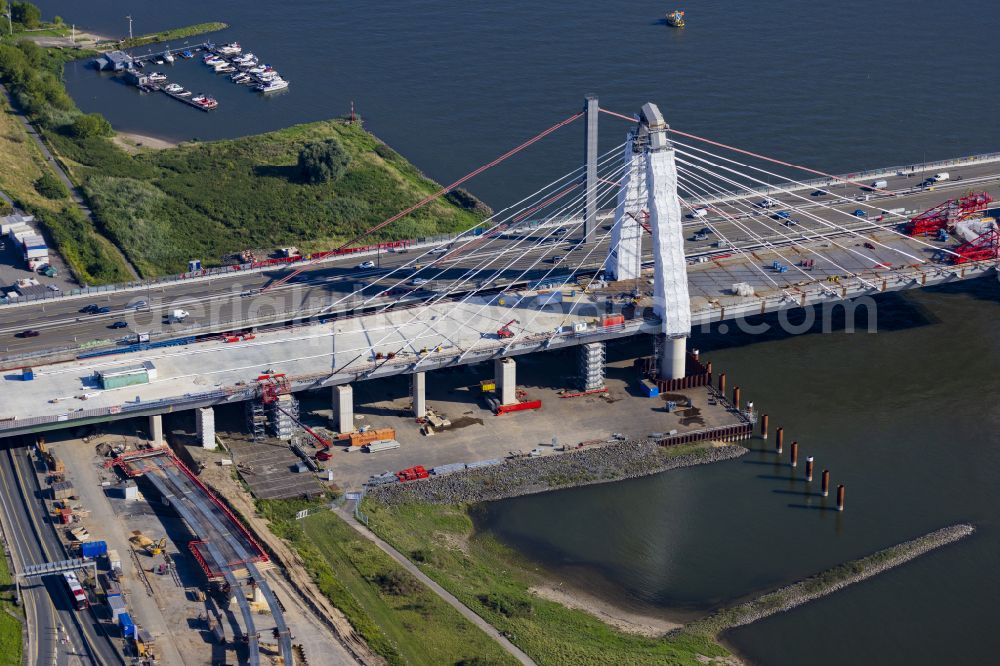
[38, 1, 1000, 663]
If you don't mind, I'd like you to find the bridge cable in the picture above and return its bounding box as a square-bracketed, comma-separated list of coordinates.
[261, 111, 585, 293]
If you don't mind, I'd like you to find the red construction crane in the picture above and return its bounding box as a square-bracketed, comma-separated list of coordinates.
[905, 192, 993, 236]
[257, 373, 290, 404]
[952, 227, 1000, 265]
[497, 319, 519, 339]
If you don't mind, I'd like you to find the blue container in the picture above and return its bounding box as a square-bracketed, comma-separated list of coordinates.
[21, 367, 33, 381]
[118, 612, 135, 638]
[640, 380, 659, 398]
[80, 540, 108, 559]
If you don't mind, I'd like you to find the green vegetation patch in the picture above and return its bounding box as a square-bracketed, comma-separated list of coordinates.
[361, 500, 730, 666]
[259, 498, 514, 666]
[0, 545, 23, 666]
[118, 22, 229, 50]
[1, 10, 486, 282]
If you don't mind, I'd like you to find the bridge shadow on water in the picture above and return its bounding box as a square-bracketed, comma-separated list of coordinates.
[690, 289, 942, 353]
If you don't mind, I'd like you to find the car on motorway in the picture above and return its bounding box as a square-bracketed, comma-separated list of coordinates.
[863, 242, 876, 249]
[853, 209, 867, 217]
[409, 278, 429, 286]
[80, 304, 99, 314]
[108, 321, 128, 329]
[95, 306, 111, 314]
[689, 207, 709, 218]
[46, 284, 60, 292]
[811, 190, 828, 197]
[128, 299, 148, 309]
[356, 260, 376, 269]
[429, 247, 449, 254]
[774, 211, 792, 219]
[16, 329, 40, 338]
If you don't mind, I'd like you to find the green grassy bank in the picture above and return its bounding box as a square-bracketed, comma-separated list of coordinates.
[361, 500, 730, 666]
[258, 498, 515, 666]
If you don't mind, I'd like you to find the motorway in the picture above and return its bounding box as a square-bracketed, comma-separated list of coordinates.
[0, 443, 123, 665]
[1, 158, 999, 361]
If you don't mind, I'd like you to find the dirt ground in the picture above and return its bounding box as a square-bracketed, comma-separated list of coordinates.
[289, 341, 744, 490]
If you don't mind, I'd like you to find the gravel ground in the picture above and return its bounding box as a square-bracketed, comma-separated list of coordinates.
[368, 440, 747, 505]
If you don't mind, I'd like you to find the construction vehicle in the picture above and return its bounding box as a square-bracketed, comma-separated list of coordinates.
[497, 319, 518, 339]
[147, 537, 167, 556]
[129, 530, 165, 556]
[134, 629, 156, 660]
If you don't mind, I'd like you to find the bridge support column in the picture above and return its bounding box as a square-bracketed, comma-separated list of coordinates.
[658, 335, 687, 381]
[579, 342, 606, 391]
[495, 358, 517, 405]
[411, 372, 426, 418]
[606, 135, 645, 281]
[643, 102, 692, 379]
[148, 414, 164, 446]
[333, 385, 354, 434]
[195, 407, 216, 450]
[583, 94, 600, 242]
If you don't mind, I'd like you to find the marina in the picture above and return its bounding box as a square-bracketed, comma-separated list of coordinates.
[96, 39, 289, 113]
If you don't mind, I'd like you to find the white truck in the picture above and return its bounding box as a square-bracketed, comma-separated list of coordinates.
[932, 172, 950, 182]
[166, 309, 189, 323]
[870, 179, 888, 190]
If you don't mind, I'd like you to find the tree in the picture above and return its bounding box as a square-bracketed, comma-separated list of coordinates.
[297, 138, 351, 184]
[11, 2, 42, 29]
[70, 112, 113, 138]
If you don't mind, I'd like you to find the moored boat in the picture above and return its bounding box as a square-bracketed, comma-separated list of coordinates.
[665, 9, 686, 27]
[256, 78, 289, 93]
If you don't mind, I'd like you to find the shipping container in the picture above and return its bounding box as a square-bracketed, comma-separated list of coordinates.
[601, 314, 625, 327]
[108, 594, 127, 619]
[348, 427, 396, 447]
[80, 540, 108, 559]
[640, 379, 660, 398]
[118, 612, 136, 638]
[96, 365, 149, 390]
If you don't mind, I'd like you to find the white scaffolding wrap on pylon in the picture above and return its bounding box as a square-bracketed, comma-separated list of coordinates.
[605, 134, 645, 281]
[644, 104, 691, 338]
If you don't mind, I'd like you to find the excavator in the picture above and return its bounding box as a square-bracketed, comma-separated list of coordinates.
[130, 531, 167, 556]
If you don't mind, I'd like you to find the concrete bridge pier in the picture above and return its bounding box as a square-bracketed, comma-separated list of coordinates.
[495, 358, 517, 405]
[195, 407, 216, 450]
[411, 371, 426, 418]
[148, 414, 164, 446]
[333, 384, 354, 434]
[659, 335, 687, 380]
[579, 342, 606, 390]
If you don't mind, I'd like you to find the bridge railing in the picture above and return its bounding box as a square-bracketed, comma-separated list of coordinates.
[0, 211, 592, 310]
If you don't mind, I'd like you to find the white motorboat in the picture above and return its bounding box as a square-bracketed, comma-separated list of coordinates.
[163, 51, 175, 63]
[256, 78, 289, 93]
[164, 83, 184, 93]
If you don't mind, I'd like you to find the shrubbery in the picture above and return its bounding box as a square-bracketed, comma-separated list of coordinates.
[33, 170, 67, 199]
[70, 112, 112, 138]
[297, 138, 351, 184]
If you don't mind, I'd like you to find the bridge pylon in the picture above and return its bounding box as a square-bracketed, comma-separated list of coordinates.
[606, 103, 691, 379]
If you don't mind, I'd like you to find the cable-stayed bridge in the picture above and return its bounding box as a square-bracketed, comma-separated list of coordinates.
[2, 98, 999, 438]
